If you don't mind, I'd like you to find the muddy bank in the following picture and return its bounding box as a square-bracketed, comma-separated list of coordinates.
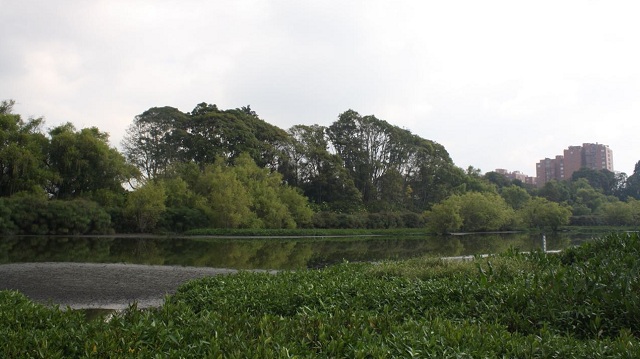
[0, 262, 241, 309]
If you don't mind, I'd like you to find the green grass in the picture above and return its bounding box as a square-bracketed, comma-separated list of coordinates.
[2, 232, 640, 357]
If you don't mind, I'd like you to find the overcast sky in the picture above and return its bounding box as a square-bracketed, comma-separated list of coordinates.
[2, 0, 639, 176]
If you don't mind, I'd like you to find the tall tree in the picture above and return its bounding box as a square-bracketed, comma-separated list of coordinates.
[283, 124, 362, 212]
[121, 106, 186, 181]
[403, 137, 467, 210]
[327, 110, 426, 208]
[180, 103, 289, 169]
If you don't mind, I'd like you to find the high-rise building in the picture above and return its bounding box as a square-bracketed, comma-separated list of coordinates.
[536, 143, 613, 187]
[581, 143, 614, 173]
[563, 146, 583, 180]
[536, 155, 564, 187]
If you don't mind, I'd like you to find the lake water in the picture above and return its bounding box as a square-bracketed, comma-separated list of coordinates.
[0, 231, 604, 270]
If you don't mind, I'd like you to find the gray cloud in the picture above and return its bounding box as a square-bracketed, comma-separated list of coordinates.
[2, 0, 639, 175]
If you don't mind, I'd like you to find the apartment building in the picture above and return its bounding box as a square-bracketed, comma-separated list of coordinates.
[536, 143, 613, 187]
[536, 155, 565, 187]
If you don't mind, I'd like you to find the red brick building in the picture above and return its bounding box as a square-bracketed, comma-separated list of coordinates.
[536, 143, 613, 187]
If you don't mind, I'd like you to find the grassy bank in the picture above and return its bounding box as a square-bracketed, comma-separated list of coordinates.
[2, 232, 640, 357]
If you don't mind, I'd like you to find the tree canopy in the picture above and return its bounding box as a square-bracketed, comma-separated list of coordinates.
[3, 98, 640, 234]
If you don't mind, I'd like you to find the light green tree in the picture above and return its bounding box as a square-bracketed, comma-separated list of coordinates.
[457, 192, 515, 232]
[518, 197, 571, 231]
[195, 162, 257, 229]
[425, 197, 463, 234]
[233, 153, 302, 229]
[124, 181, 167, 232]
[601, 201, 633, 225]
[425, 192, 515, 234]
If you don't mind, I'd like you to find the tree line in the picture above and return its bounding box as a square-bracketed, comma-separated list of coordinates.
[2, 99, 640, 234]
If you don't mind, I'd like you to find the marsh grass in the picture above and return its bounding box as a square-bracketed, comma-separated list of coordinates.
[2, 233, 639, 357]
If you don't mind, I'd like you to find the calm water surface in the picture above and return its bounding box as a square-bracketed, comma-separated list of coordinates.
[0, 231, 603, 270]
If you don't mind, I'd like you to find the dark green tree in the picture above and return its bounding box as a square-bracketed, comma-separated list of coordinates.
[180, 103, 289, 170]
[538, 180, 571, 203]
[571, 168, 619, 196]
[484, 171, 511, 189]
[46, 123, 137, 200]
[404, 138, 467, 210]
[623, 161, 640, 200]
[122, 106, 186, 181]
[327, 109, 462, 212]
[500, 185, 531, 210]
[283, 124, 363, 213]
[0, 100, 49, 196]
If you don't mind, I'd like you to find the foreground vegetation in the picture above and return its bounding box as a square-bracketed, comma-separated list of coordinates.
[2, 232, 640, 357]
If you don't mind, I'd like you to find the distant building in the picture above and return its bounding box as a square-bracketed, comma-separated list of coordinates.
[563, 146, 583, 180]
[536, 143, 613, 187]
[495, 168, 536, 185]
[536, 156, 564, 187]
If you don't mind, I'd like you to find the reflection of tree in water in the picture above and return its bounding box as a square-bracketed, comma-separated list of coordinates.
[0, 232, 589, 268]
[108, 238, 168, 265]
[0, 236, 114, 264]
[437, 238, 464, 257]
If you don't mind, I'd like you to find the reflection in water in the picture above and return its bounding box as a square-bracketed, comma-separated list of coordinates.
[0, 231, 597, 270]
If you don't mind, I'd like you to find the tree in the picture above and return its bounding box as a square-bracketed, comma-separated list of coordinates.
[425, 192, 515, 234]
[0, 100, 49, 196]
[571, 179, 607, 215]
[518, 197, 571, 231]
[405, 140, 467, 210]
[538, 180, 571, 203]
[601, 201, 633, 226]
[500, 185, 531, 210]
[178, 103, 289, 170]
[327, 109, 461, 212]
[124, 181, 167, 232]
[121, 106, 186, 181]
[233, 153, 312, 229]
[47, 124, 137, 200]
[283, 124, 363, 213]
[484, 171, 511, 189]
[192, 161, 257, 229]
[571, 168, 618, 196]
[623, 161, 640, 200]
[425, 198, 463, 234]
[456, 192, 515, 232]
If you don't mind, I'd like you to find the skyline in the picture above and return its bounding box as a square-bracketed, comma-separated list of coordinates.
[2, 1, 639, 175]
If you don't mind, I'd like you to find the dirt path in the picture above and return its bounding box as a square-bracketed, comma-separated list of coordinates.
[0, 262, 241, 309]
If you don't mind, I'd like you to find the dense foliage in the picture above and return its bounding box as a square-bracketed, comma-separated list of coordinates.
[1, 232, 639, 357]
[2, 98, 640, 234]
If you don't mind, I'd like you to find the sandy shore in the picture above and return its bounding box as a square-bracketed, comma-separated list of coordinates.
[0, 262, 241, 309]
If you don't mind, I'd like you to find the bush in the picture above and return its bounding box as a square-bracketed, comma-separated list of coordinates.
[0, 195, 113, 235]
